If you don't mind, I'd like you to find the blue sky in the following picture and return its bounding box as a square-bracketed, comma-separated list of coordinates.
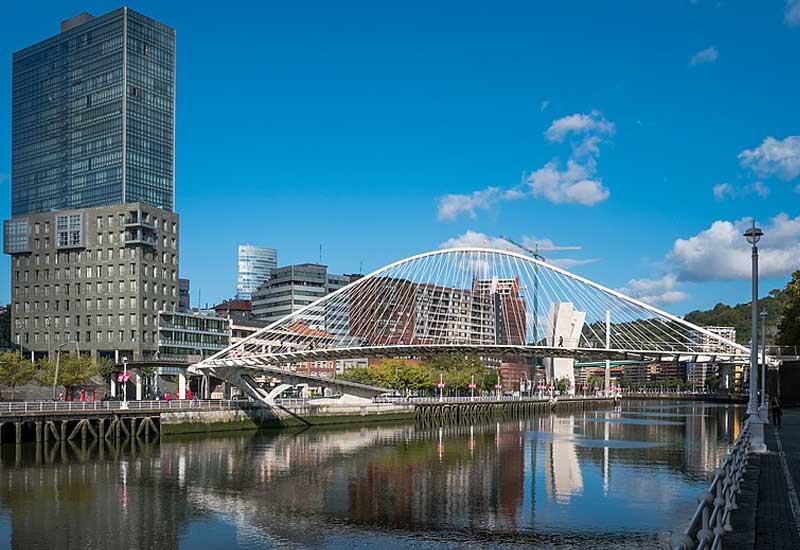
[1, 0, 799, 314]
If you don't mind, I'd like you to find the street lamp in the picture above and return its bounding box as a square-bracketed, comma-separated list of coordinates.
[45, 315, 52, 363]
[15, 319, 22, 358]
[744, 220, 767, 453]
[120, 357, 129, 409]
[53, 340, 80, 400]
[743, 221, 762, 417]
[761, 309, 767, 412]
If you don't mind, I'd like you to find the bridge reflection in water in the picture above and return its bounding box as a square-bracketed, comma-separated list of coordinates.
[0, 401, 742, 550]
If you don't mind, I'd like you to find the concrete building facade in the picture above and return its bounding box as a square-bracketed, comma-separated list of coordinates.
[5, 9, 178, 362]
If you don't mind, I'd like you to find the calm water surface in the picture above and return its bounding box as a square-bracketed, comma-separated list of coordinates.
[0, 400, 742, 549]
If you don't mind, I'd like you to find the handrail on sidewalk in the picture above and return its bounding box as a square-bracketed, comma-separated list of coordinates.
[671, 418, 752, 550]
[0, 399, 253, 415]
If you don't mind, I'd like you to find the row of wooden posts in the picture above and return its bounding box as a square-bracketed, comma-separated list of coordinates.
[0, 415, 160, 446]
[414, 398, 616, 427]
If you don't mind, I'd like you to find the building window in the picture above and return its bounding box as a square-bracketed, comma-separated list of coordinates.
[56, 214, 82, 248]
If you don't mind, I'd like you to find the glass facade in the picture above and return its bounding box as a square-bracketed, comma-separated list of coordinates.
[11, 8, 175, 216]
[237, 245, 278, 300]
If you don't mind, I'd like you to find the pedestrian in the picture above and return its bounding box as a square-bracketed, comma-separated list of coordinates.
[772, 395, 782, 428]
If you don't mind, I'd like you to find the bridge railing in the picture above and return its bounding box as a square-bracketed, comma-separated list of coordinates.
[670, 417, 752, 550]
[373, 394, 616, 404]
[0, 399, 253, 415]
[766, 345, 800, 357]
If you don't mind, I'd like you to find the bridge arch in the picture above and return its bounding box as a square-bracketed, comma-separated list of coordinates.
[198, 247, 748, 373]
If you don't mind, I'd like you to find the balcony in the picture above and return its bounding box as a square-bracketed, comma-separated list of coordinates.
[124, 210, 156, 230]
[125, 229, 156, 247]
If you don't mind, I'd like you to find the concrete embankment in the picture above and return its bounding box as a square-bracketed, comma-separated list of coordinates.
[159, 402, 416, 435]
[620, 393, 747, 404]
[160, 398, 617, 435]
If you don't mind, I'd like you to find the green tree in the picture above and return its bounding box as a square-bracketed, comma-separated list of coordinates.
[481, 369, 499, 391]
[554, 376, 571, 393]
[390, 361, 433, 394]
[340, 366, 380, 386]
[587, 375, 604, 390]
[0, 351, 35, 400]
[425, 353, 483, 373]
[36, 354, 97, 394]
[96, 356, 117, 379]
[777, 270, 800, 346]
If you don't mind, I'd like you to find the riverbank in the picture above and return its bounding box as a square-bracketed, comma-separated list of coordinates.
[160, 397, 618, 435]
[621, 393, 747, 404]
[160, 402, 417, 435]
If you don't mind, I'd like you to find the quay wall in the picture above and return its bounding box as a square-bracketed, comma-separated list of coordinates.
[159, 403, 416, 435]
[160, 398, 615, 435]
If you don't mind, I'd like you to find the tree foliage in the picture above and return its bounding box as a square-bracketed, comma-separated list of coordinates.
[96, 356, 117, 378]
[340, 354, 499, 394]
[587, 375, 604, 390]
[0, 351, 35, 399]
[554, 377, 571, 393]
[777, 270, 800, 346]
[36, 355, 97, 390]
[684, 287, 788, 345]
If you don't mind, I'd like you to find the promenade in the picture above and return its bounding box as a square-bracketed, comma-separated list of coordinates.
[730, 409, 800, 549]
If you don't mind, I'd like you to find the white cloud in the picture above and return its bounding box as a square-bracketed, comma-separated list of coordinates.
[689, 46, 719, 67]
[748, 181, 770, 198]
[738, 136, 800, 181]
[520, 235, 581, 252]
[713, 182, 734, 200]
[540, 99, 550, 112]
[619, 274, 689, 306]
[437, 187, 501, 221]
[439, 231, 515, 250]
[668, 213, 800, 281]
[550, 257, 599, 269]
[786, 0, 800, 27]
[544, 111, 615, 143]
[436, 111, 614, 220]
[526, 159, 610, 206]
[440, 231, 595, 269]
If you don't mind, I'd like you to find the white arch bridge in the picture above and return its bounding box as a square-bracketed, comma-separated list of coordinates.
[192, 248, 749, 402]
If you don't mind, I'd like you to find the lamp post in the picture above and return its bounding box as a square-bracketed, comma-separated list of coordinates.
[743, 221, 762, 417]
[15, 319, 22, 358]
[744, 221, 766, 452]
[761, 309, 767, 415]
[53, 340, 80, 400]
[45, 315, 52, 363]
[120, 357, 129, 409]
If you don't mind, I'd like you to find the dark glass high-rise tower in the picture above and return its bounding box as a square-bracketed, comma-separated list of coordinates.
[11, 8, 175, 216]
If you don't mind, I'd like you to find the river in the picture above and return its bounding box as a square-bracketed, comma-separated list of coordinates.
[0, 400, 742, 549]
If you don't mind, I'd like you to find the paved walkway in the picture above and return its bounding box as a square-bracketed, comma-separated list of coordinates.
[729, 409, 800, 549]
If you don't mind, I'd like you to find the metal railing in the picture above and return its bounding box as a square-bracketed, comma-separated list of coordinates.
[766, 345, 800, 357]
[0, 399, 252, 415]
[671, 418, 752, 550]
[373, 394, 615, 405]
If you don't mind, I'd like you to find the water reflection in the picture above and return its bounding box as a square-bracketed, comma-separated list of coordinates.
[0, 401, 742, 549]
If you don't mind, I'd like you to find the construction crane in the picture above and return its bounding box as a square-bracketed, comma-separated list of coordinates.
[498, 235, 547, 261]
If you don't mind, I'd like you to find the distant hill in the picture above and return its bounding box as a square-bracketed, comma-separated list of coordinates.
[684, 288, 788, 345]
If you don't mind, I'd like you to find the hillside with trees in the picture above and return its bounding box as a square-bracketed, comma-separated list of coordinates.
[684, 270, 799, 346]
